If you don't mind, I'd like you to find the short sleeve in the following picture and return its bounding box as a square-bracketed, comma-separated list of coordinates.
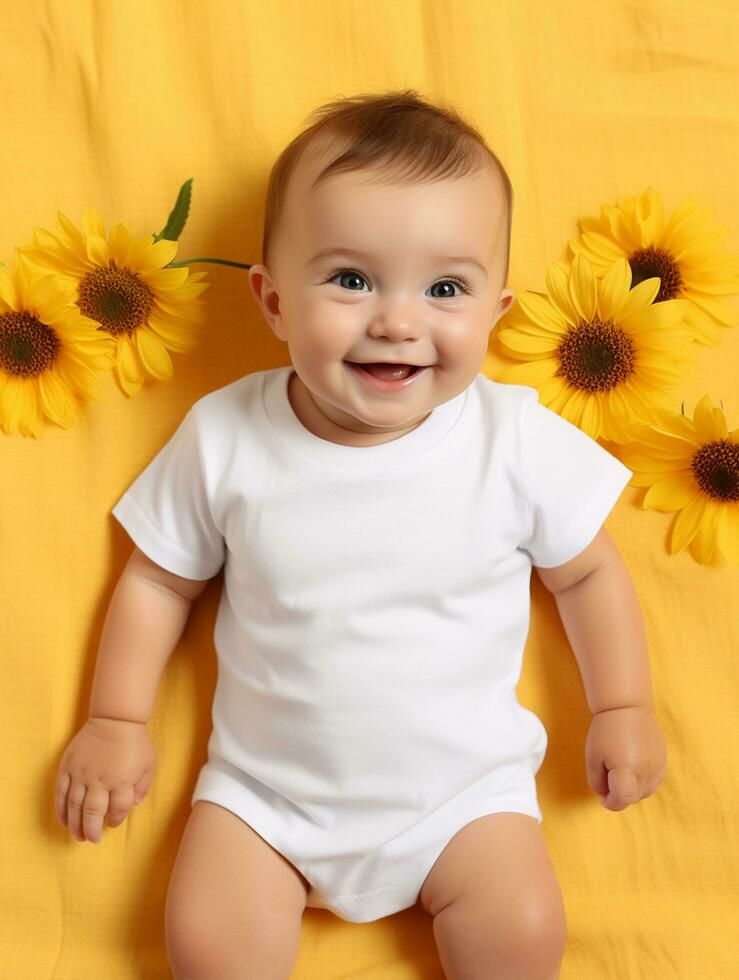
[111, 409, 225, 580]
[517, 390, 633, 568]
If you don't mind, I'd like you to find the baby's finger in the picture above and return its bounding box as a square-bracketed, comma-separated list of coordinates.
[605, 766, 640, 810]
[82, 787, 110, 844]
[55, 770, 71, 827]
[106, 784, 135, 827]
[133, 766, 155, 804]
[66, 781, 89, 841]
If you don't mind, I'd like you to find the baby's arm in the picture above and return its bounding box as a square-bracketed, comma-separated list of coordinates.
[55, 547, 211, 843]
[534, 527, 667, 811]
[535, 527, 653, 714]
[89, 546, 210, 723]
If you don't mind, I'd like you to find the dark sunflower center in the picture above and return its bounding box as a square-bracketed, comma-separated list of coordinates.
[629, 246, 683, 302]
[557, 317, 635, 393]
[0, 310, 61, 377]
[691, 440, 739, 502]
[77, 260, 154, 337]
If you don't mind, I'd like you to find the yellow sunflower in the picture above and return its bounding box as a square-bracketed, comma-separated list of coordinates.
[493, 252, 698, 444]
[15, 208, 209, 397]
[615, 395, 738, 566]
[0, 256, 115, 437]
[569, 186, 739, 346]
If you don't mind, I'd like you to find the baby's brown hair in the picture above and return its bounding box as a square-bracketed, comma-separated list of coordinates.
[261, 88, 513, 290]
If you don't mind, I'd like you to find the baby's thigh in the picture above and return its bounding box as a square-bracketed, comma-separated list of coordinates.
[165, 800, 310, 980]
[420, 812, 567, 975]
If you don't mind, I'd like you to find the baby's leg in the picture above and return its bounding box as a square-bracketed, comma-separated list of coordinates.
[419, 812, 567, 980]
[165, 800, 310, 980]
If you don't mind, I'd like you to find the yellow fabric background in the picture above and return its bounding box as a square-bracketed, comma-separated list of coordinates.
[2, 1, 738, 976]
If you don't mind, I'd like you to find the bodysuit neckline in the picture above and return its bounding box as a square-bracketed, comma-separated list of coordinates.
[262, 366, 468, 472]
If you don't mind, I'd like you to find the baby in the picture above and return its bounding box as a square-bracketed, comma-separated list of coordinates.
[55, 90, 667, 980]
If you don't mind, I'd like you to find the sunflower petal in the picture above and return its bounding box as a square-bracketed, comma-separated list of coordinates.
[670, 494, 706, 554]
[117, 334, 146, 395]
[0, 266, 19, 309]
[672, 228, 732, 262]
[579, 394, 603, 439]
[144, 266, 190, 291]
[83, 208, 106, 239]
[146, 312, 199, 353]
[681, 273, 739, 295]
[37, 368, 77, 427]
[87, 235, 110, 267]
[643, 473, 699, 510]
[494, 359, 561, 386]
[144, 238, 179, 270]
[616, 277, 662, 322]
[692, 394, 727, 439]
[543, 262, 579, 325]
[26, 274, 75, 312]
[513, 291, 568, 332]
[152, 298, 204, 325]
[627, 300, 690, 336]
[597, 257, 632, 321]
[600, 203, 629, 241]
[635, 187, 664, 243]
[569, 253, 597, 321]
[56, 348, 98, 387]
[108, 222, 132, 267]
[136, 328, 174, 380]
[579, 230, 625, 263]
[123, 235, 156, 271]
[606, 203, 643, 250]
[15, 245, 83, 277]
[687, 293, 739, 328]
[496, 329, 560, 355]
[55, 210, 86, 249]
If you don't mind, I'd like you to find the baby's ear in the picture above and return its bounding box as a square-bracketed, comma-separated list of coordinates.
[247, 264, 269, 303]
[492, 289, 515, 325]
[248, 265, 285, 337]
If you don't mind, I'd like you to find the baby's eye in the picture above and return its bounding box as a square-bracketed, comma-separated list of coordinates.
[323, 269, 470, 297]
[429, 279, 469, 299]
[327, 270, 368, 291]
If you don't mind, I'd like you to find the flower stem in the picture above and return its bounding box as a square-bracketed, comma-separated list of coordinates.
[166, 257, 252, 270]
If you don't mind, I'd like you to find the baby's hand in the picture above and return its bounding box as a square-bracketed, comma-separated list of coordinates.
[584, 705, 667, 812]
[54, 716, 157, 843]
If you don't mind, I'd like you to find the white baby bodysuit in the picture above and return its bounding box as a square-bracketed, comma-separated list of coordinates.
[111, 365, 633, 922]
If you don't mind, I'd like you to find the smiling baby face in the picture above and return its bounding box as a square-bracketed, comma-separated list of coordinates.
[248, 139, 515, 446]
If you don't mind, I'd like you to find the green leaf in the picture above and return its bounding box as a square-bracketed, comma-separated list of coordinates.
[152, 179, 193, 244]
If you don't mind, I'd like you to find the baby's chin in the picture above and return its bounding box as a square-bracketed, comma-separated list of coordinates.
[328, 395, 432, 438]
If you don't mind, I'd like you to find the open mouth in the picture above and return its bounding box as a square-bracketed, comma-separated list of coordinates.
[345, 361, 428, 390]
[348, 362, 421, 380]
